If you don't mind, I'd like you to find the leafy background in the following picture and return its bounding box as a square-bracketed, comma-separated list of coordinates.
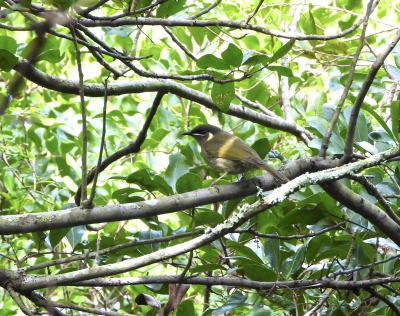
[1, 0, 400, 315]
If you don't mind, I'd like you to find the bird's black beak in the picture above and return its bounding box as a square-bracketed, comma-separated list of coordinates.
[181, 131, 192, 136]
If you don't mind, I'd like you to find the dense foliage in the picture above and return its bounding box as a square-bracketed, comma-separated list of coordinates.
[1, 0, 400, 315]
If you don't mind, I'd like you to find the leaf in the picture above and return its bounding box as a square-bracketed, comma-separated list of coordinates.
[221, 198, 242, 219]
[356, 141, 378, 154]
[196, 54, 230, 70]
[281, 243, 307, 278]
[155, 0, 185, 17]
[176, 300, 195, 316]
[364, 238, 400, 251]
[111, 188, 145, 203]
[211, 81, 235, 112]
[386, 65, 400, 83]
[269, 39, 295, 63]
[362, 103, 397, 141]
[264, 236, 281, 272]
[66, 226, 86, 249]
[246, 81, 270, 104]
[0, 49, 18, 72]
[36, 50, 65, 63]
[251, 138, 271, 159]
[49, 227, 70, 248]
[226, 240, 264, 264]
[248, 306, 272, 316]
[267, 66, 293, 77]
[221, 43, 243, 67]
[0, 36, 17, 53]
[302, 9, 316, 35]
[194, 211, 224, 226]
[279, 206, 328, 227]
[176, 172, 202, 193]
[243, 54, 270, 66]
[139, 230, 162, 252]
[306, 235, 332, 262]
[390, 100, 399, 141]
[369, 130, 395, 144]
[241, 262, 277, 281]
[343, 107, 368, 142]
[126, 170, 173, 195]
[164, 153, 190, 192]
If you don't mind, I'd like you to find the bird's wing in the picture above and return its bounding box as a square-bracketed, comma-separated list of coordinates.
[204, 132, 258, 161]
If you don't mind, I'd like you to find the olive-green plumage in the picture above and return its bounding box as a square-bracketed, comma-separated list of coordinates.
[182, 124, 289, 185]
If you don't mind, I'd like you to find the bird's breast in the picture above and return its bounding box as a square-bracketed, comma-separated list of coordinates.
[201, 152, 256, 174]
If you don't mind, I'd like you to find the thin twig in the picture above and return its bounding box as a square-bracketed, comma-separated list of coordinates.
[70, 21, 89, 207]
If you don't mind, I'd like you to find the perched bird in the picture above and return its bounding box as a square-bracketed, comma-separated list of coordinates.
[182, 124, 289, 185]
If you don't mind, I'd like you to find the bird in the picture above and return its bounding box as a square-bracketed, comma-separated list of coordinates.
[182, 124, 289, 186]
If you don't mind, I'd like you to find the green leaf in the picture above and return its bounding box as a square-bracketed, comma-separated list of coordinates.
[386, 65, 400, 83]
[49, 227, 70, 248]
[248, 306, 272, 316]
[356, 141, 378, 154]
[221, 198, 241, 219]
[164, 153, 190, 192]
[66, 225, 86, 249]
[176, 300, 195, 316]
[36, 50, 64, 63]
[153, 175, 174, 195]
[302, 9, 317, 35]
[269, 39, 295, 63]
[126, 170, 173, 194]
[176, 172, 202, 193]
[340, 73, 386, 94]
[251, 138, 271, 159]
[267, 65, 293, 77]
[0, 49, 18, 72]
[369, 130, 395, 144]
[343, 107, 368, 142]
[362, 103, 397, 141]
[226, 240, 263, 264]
[246, 81, 270, 104]
[221, 43, 243, 67]
[281, 243, 308, 278]
[306, 235, 332, 262]
[0, 36, 17, 53]
[390, 100, 399, 141]
[279, 207, 327, 227]
[197, 54, 230, 70]
[194, 211, 224, 226]
[241, 262, 277, 281]
[243, 54, 270, 66]
[264, 237, 281, 272]
[139, 230, 162, 252]
[318, 39, 348, 55]
[111, 188, 145, 203]
[211, 81, 235, 112]
[156, 0, 185, 18]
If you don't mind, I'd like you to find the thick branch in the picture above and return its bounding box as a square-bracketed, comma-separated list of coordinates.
[76, 17, 363, 41]
[75, 275, 400, 291]
[13, 58, 309, 138]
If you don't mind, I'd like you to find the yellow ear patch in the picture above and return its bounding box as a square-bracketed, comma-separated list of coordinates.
[207, 132, 214, 141]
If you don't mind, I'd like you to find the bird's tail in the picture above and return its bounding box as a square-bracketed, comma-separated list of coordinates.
[260, 163, 289, 183]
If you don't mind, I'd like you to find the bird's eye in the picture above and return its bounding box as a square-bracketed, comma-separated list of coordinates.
[193, 130, 207, 136]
